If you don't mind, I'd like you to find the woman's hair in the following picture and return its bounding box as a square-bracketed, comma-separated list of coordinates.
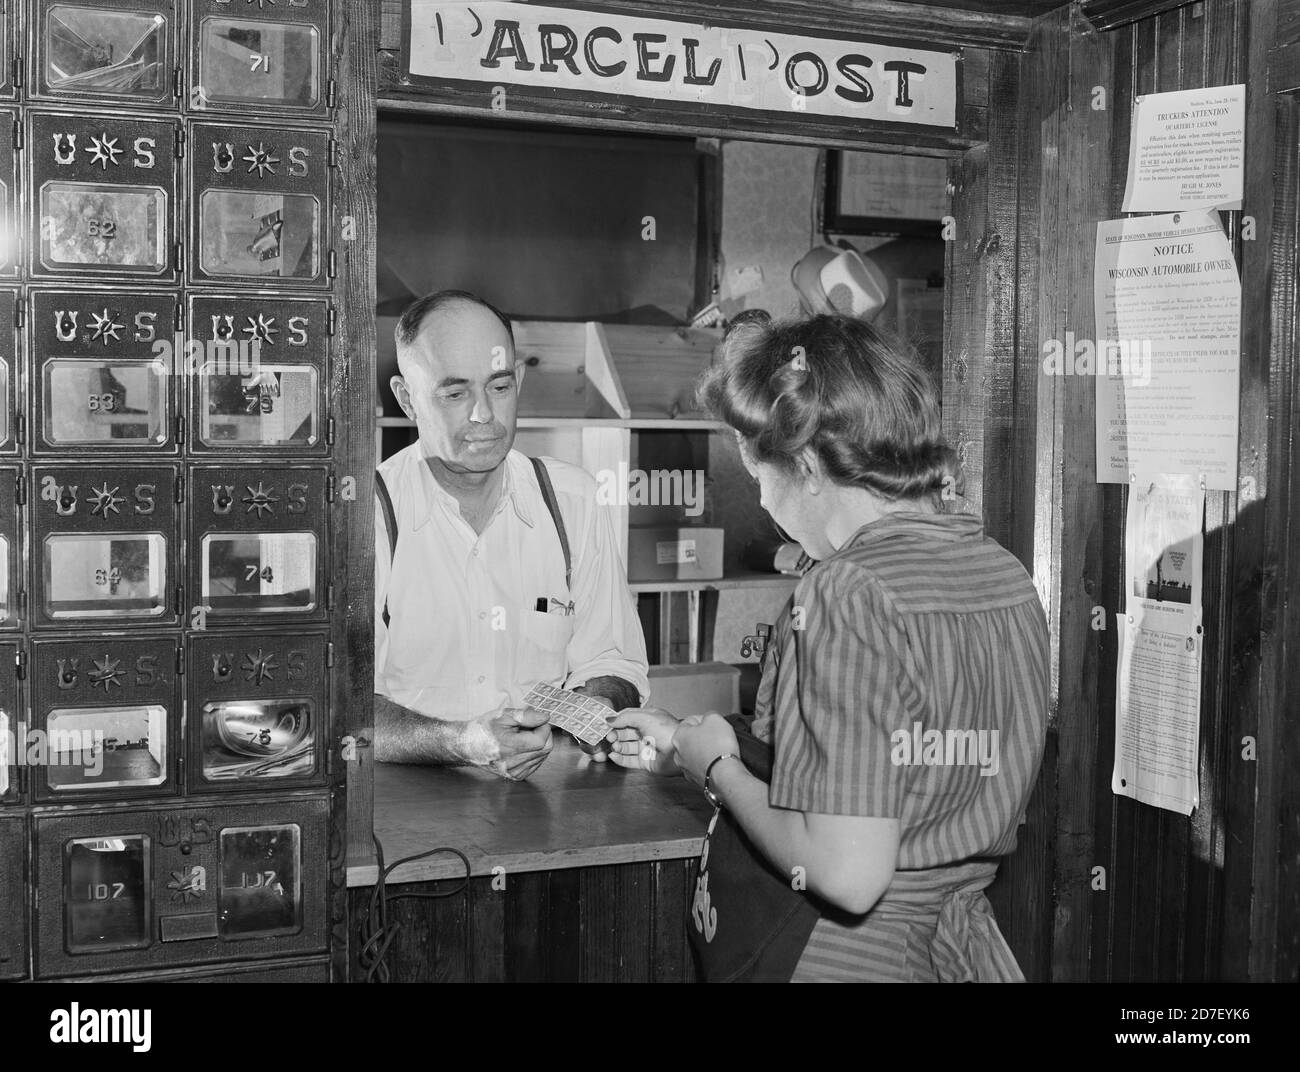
[698, 313, 963, 503]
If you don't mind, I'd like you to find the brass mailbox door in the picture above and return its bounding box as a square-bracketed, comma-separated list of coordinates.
[28, 0, 179, 109]
[27, 110, 178, 281]
[187, 629, 327, 791]
[187, 294, 329, 454]
[30, 463, 179, 629]
[190, 0, 329, 116]
[0, 467, 17, 631]
[0, 291, 20, 453]
[30, 635, 179, 802]
[188, 463, 328, 625]
[188, 120, 330, 288]
[0, 110, 16, 277]
[29, 288, 179, 454]
[34, 798, 328, 977]
[0, 639, 19, 804]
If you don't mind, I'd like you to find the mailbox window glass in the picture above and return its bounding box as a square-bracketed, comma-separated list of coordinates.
[0, 712, 9, 795]
[39, 183, 167, 272]
[44, 7, 167, 98]
[0, 361, 8, 444]
[43, 358, 168, 445]
[0, 181, 11, 273]
[65, 834, 150, 952]
[198, 191, 319, 280]
[219, 824, 301, 939]
[201, 533, 317, 614]
[202, 699, 314, 780]
[200, 365, 318, 447]
[44, 533, 167, 619]
[198, 18, 320, 108]
[46, 705, 167, 791]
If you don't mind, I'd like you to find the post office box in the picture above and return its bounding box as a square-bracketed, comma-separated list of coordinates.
[0, 468, 17, 631]
[189, 0, 330, 116]
[30, 464, 179, 629]
[188, 294, 329, 453]
[0, 815, 27, 979]
[29, 636, 179, 802]
[0, 641, 19, 804]
[188, 120, 330, 288]
[27, 110, 178, 281]
[187, 630, 327, 791]
[29, 288, 179, 453]
[0, 111, 16, 277]
[28, 0, 179, 108]
[0, 291, 17, 451]
[34, 798, 328, 977]
[188, 464, 328, 624]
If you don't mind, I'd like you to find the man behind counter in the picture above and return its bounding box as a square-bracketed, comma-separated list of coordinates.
[373, 290, 649, 780]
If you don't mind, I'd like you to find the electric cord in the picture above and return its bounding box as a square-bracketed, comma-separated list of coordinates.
[355, 832, 471, 983]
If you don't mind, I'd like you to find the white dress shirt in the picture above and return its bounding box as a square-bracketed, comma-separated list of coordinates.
[374, 445, 649, 721]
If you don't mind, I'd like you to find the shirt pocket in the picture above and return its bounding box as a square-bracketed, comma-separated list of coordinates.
[516, 608, 575, 684]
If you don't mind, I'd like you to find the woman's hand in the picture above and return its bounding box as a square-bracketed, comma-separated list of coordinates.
[607, 707, 688, 775]
[671, 713, 740, 790]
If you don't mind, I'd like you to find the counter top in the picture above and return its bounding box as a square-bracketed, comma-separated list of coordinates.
[347, 737, 715, 887]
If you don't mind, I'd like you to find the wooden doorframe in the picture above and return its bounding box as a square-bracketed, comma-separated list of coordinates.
[344, 0, 1042, 977]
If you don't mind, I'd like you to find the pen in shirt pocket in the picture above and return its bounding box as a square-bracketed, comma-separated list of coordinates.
[534, 596, 575, 616]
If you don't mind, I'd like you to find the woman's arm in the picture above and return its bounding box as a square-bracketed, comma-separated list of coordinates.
[610, 709, 900, 914]
[679, 715, 899, 915]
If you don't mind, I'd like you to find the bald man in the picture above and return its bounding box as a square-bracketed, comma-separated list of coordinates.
[373, 290, 649, 780]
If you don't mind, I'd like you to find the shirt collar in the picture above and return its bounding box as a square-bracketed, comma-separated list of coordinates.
[410, 447, 536, 531]
[841, 510, 984, 551]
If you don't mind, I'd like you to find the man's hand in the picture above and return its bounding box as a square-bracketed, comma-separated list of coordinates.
[607, 707, 690, 775]
[477, 706, 553, 781]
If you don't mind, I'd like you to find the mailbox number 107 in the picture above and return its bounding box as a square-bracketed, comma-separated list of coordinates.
[85, 882, 126, 901]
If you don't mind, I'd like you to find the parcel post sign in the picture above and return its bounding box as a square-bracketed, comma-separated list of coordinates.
[404, 1, 959, 129]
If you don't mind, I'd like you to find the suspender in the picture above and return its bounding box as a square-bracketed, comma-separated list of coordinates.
[529, 456, 572, 591]
[376, 457, 572, 629]
[375, 471, 397, 628]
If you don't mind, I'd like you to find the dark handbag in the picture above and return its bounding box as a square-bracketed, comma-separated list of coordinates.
[687, 717, 822, 982]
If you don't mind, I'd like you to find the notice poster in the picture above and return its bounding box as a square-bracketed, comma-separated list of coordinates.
[1113, 474, 1205, 816]
[1094, 211, 1240, 490]
[1121, 84, 1245, 212]
[1113, 617, 1202, 816]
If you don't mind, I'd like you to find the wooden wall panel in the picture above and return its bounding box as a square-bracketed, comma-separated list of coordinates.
[348, 860, 699, 982]
[1023, 0, 1291, 983]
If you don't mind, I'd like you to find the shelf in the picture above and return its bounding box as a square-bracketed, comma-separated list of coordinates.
[629, 570, 801, 594]
[377, 415, 728, 432]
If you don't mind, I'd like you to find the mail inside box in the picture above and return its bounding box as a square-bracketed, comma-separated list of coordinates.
[627, 526, 724, 582]
[647, 663, 741, 719]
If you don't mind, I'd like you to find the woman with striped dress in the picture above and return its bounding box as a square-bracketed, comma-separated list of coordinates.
[609, 313, 1050, 982]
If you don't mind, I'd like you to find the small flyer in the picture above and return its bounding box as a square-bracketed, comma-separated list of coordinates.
[1112, 473, 1205, 816]
[1121, 84, 1245, 211]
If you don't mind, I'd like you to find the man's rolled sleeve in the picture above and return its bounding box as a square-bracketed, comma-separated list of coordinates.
[561, 488, 650, 703]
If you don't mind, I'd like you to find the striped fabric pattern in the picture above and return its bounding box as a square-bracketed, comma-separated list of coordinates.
[754, 511, 1050, 981]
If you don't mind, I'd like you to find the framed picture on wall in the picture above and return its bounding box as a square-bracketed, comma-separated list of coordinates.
[824, 150, 950, 237]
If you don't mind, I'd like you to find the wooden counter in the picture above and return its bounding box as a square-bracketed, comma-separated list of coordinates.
[346, 738, 713, 981]
[348, 737, 714, 887]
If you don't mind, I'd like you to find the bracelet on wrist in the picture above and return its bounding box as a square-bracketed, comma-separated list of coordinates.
[703, 752, 741, 809]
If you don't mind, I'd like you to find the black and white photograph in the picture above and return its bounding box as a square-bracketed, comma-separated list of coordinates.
[0, 0, 1294, 1054]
